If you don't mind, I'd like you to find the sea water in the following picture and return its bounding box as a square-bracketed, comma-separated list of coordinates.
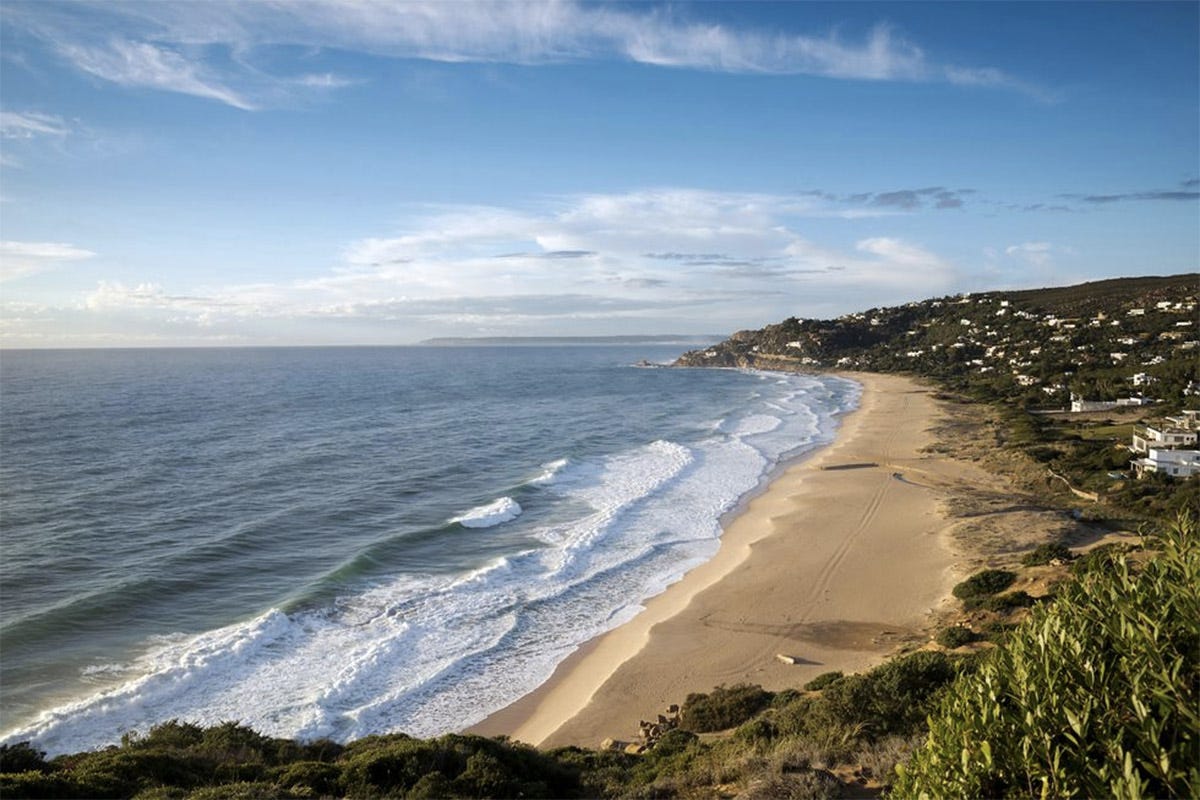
[0, 346, 859, 755]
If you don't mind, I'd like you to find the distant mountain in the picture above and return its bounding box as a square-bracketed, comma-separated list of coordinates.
[676, 273, 1199, 406]
[419, 334, 726, 346]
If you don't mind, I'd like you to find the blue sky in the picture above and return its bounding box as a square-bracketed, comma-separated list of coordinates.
[1, 1, 1196, 347]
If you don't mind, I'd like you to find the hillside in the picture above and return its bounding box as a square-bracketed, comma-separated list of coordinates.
[677, 273, 1199, 408]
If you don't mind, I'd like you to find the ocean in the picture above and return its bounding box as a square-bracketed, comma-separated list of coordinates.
[0, 346, 859, 755]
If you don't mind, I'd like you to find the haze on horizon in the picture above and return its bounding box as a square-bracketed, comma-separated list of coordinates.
[1, 0, 1196, 348]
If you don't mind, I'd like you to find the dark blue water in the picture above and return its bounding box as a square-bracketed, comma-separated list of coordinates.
[0, 346, 858, 754]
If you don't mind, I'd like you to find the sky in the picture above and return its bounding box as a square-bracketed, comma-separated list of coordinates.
[0, 1, 1197, 347]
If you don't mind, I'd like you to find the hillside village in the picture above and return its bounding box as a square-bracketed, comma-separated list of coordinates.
[677, 273, 1200, 502]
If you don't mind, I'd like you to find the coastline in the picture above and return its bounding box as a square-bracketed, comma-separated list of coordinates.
[470, 371, 970, 748]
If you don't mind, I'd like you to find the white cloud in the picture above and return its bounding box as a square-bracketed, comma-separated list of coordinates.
[0, 111, 70, 139]
[58, 39, 256, 110]
[12, 0, 1042, 109]
[0, 240, 95, 281]
[857, 236, 948, 269]
[1005, 241, 1055, 267]
[293, 73, 358, 89]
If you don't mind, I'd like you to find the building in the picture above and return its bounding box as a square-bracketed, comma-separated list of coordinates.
[1164, 410, 1200, 430]
[1132, 448, 1200, 479]
[1070, 395, 1119, 412]
[1131, 425, 1198, 454]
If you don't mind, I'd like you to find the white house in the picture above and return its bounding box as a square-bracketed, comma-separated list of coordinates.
[1132, 448, 1200, 479]
[1164, 410, 1200, 430]
[1070, 395, 1119, 412]
[1131, 425, 1199, 454]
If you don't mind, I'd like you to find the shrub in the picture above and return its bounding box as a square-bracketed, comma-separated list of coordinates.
[680, 684, 774, 732]
[894, 514, 1200, 799]
[0, 742, 48, 773]
[185, 781, 285, 800]
[803, 672, 844, 692]
[547, 747, 632, 799]
[739, 769, 840, 800]
[124, 721, 205, 751]
[1072, 542, 1133, 574]
[952, 569, 1016, 601]
[1021, 542, 1074, 566]
[822, 651, 961, 737]
[935, 626, 978, 649]
[734, 718, 778, 745]
[0, 770, 81, 799]
[964, 590, 1037, 613]
[268, 760, 341, 796]
[59, 749, 207, 798]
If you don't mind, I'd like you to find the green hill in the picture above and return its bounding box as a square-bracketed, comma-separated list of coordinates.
[677, 273, 1199, 409]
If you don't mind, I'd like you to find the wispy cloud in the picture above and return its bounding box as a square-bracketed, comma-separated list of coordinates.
[5, 0, 1046, 109]
[0, 110, 70, 139]
[0, 240, 96, 282]
[1060, 181, 1200, 204]
[1004, 241, 1074, 267]
[813, 186, 974, 212]
[1080, 190, 1200, 203]
[58, 39, 257, 110]
[1006, 241, 1052, 266]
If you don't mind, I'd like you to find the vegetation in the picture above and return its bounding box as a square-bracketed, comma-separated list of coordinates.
[1021, 541, 1074, 566]
[679, 684, 773, 733]
[894, 515, 1199, 799]
[951, 569, 1016, 601]
[802, 672, 843, 692]
[678, 273, 1198, 409]
[935, 626, 978, 649]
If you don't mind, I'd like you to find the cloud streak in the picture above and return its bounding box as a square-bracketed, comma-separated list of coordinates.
[0, 110, 71, 139]
[0, 240, 96, 281]
[1060, 181, 1200, 205]
[5, 0, 1045, 109]
[58, 39, 257, 110]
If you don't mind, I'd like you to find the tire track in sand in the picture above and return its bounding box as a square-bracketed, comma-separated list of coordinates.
[798, 392, 907, 620]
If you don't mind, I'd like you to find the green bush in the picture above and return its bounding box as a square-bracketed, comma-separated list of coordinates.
[803, 672, 844, 691]
[267, 760, 341, 796]
[0, 742, 48, 773]
[184, 781, 284, 800]
[123, 720, 205, 751]
[338, 733, 576, 799]
[821, 651, 961, 737]
[894, 514, 1200, 799]
[680, 684, 774, 732]
[952, 569, 1016, 601]
[1021, 542, 1074, 566]
[963, 589, 1037, 613]
[0, 769, 80, 799]
[935, 626, 978, 649]
[733, 717, 778, 744]
[1072, 542, 1134, 574]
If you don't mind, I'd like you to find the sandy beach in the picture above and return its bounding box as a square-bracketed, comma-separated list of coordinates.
[471, 372, 989, 748]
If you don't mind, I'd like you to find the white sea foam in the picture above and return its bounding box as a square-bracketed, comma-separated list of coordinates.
[450, 497, 522, 528]
[0, 372, 861, 757]
[529, 458, 569, 485]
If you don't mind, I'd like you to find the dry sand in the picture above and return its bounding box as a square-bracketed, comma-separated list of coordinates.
[470, 372, 997, 748]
